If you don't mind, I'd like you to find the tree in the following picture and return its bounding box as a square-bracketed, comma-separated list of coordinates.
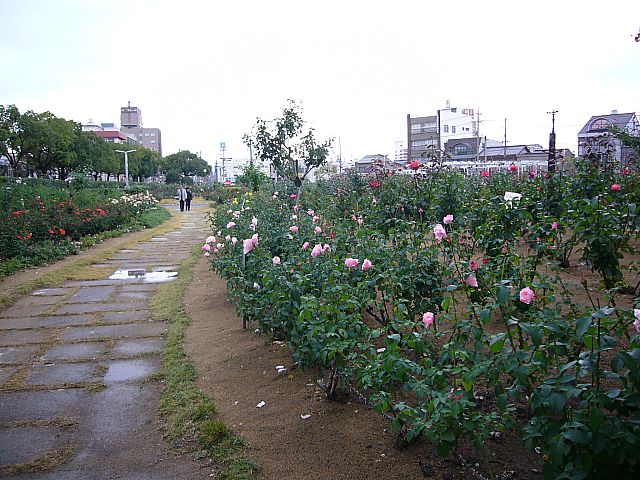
[236, 162, 270, 192]
[243, 100, 332, 192]
[73, 131, 119, 180]
[162, 150, 209, 177]
[0, 105, 30, 175]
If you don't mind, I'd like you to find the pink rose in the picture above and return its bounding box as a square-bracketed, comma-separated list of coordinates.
[611, 184, 621, 191]
[272, 256, 281, 266]
[226, 221, 236, 229]
[634, 309, 640, 333]
[422, 312, 434, 328]
[551, 222, 558, 230]
[465, 275, 478, 288]
[482, 171, 490, 178]
[205, 235, 215, 244]
[408, 160, 422, 171]
[243, 239, 254, 255]
[322, 243, 331, 253]
[443, 214, 454, 225]
[302, 241, 310, 250]
[231, 237, 238, 245]
[372, 196, 377, 205]
[433, 224, 447, 242]
[314, 226, 322, 234]
[345, 258, 359, 268]
[361, 259, 372, 271]
[289, 225, 299, 233]
[509, 164, 517, 172]
[311, 244, 323, 258]
[202, 243, 211, 252]
[470, 260, 478, 271]
[519, 287, 535, 304]
[251, 233, 259, 246]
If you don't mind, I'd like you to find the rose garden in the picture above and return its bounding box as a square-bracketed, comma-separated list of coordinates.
[204, 110, 640, 478]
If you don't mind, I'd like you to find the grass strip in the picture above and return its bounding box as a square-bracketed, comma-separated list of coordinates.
[151, 246, 261, 480]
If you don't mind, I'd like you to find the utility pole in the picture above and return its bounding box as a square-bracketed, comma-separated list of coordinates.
[219, 142, 232, 183]
[475, 109, 481, 163]
[547, 110, 558, 174]
[338, 137, 342, 174]
[503, 118, 507, 161]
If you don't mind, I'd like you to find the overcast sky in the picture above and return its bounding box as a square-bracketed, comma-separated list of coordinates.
[1, 0, 639, 167]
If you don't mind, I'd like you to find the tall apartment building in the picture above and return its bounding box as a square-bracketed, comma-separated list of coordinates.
[119, 102, 162, 155]
[407, 102, 476, 162]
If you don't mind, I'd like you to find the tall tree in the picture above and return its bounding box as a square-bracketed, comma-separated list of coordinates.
[162, 150, 209, 177]
[243, 100, 332, 192]
[0, 105, 29, 175]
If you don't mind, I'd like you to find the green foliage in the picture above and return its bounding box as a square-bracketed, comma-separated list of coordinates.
[0, 182, 162, 274]
[235, 162, 270, 192]
[206, 165, 640, 478]
[243, 100, 332, 189]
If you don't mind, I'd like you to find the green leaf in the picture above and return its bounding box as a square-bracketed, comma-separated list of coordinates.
[575, 317, 591, 339]
[489, 334, 506, 353]
[564, 429, 590, 444]
[441, 297, 451, 312]
[496, 285, 510, 305]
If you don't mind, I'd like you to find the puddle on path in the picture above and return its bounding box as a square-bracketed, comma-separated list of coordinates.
[108, 269, 178, 283]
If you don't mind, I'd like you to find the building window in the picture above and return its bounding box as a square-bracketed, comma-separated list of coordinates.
[453, 144, 469, 155]
[411, 122, 437, 134]
[590, 118, 612, 131]
[411, 139, 438, 149]
[452, 126, 456, 133]
[150, 140, 156, 144]
[443, 125, 449, 133]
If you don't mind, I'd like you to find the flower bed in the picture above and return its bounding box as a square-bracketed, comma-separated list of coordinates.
[206, 162, 640, 479]
[1, 182, 160, 269]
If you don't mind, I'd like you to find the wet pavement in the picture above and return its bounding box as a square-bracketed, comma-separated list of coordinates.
[0, 209, 210, 479]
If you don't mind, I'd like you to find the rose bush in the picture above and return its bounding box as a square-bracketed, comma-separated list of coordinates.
[207, 164, 640, 478]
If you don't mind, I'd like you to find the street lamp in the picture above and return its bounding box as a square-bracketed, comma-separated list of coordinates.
[115, 149, 135, 188]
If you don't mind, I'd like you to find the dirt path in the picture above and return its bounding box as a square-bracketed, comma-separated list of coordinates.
[0, 207, 209, 479]
[185, 259, 471, 479]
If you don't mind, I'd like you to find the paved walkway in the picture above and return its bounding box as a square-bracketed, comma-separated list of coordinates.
[0, 209, 210, 479]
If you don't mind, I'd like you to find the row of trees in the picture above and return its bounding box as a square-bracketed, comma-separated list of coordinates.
[0, 105, 209, 183]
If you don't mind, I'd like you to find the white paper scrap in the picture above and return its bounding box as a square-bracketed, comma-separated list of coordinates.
[256, 401, 266, 408]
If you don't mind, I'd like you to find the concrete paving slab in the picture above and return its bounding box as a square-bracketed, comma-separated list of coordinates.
[0, 389, 87, 423]
[0, 366, 18, 386]
[1, 303, 53, 318]
[32, 288, 73, 297]
[67, 286, 115, 303]
[0, 314, 93, 330]
[24, 363, 101, 386]
[112, 339, 165, 356]
[59, 323, 167, 341]
[0, 346, 38, 364]
[104, 358, 160, 383]
[112, 291, 150, 302]
[0, 330, 51, 346]
[0, 426, 74, 467]
[41, 343, 108, 362]
[100, 310, 149, 323]
[54, 301, 147, 315]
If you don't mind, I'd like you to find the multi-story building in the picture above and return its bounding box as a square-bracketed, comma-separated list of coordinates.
[407, 102, 476, 163]
[577, 111, 640, 166]
[119, 102, 162, 155]
[81, 122, 137, 146]
[394, 141, 408, 163]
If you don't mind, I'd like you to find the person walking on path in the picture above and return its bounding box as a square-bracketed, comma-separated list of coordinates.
[177, 184, 187, 211]
[185, 187, 193, 211]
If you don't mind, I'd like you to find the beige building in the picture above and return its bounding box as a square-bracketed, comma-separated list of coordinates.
[119, 103, 162, 155]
